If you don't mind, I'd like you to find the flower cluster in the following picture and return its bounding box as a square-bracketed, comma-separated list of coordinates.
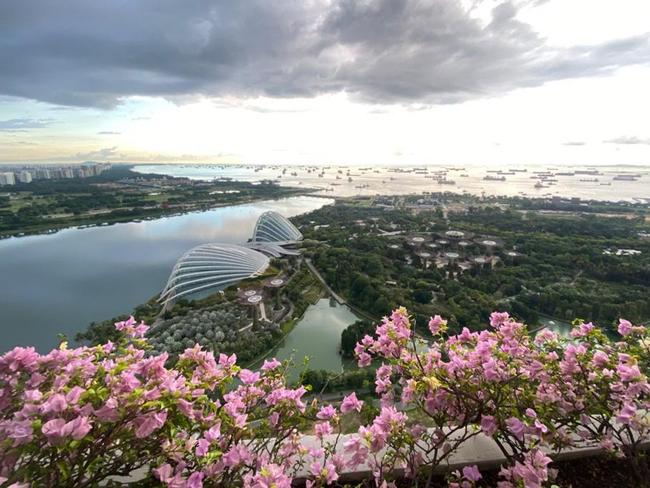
[351, 310, 650, 486]
[0, 317, 341, 487]
[0, 310, 648, 487]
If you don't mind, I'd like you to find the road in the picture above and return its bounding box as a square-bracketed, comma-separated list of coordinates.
[304, 259, 347, 305]
[305, 259, 380, 322]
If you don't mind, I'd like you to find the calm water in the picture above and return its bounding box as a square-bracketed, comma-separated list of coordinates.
[134, 163, 650, 203]
[0, 196, 332, 353]
[265, 298, 359, 381]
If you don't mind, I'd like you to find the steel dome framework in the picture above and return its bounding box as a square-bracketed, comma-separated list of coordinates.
[252, 211, 303, 243]
[160, 211, 303, 304]
[159, 243, 270, 304]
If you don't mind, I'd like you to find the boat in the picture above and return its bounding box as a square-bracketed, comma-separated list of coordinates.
[483, 175, 506, 181]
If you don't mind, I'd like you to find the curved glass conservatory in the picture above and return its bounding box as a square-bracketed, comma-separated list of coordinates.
[159, 244, 270, 304]
[251, 211, 303, 243]
[160, 211, 303, 304]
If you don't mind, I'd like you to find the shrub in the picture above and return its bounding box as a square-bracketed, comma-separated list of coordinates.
[1, 311, 648, 487]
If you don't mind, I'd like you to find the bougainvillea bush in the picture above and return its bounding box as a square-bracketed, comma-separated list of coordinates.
[0, 312, 648, 487]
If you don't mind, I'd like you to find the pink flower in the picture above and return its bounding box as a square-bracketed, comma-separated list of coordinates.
[269, 411, 280, 427]
[311, 461, 339, 484]
[316, 405, 337, 420]
[134, 410, 167, 438]
[592, 351, 609, 368]
[344, 435, 369, 468]
[480, 415, 497, 437]
[6, 419, 33, 446]
[428, 315, 447, 335]
[462, 465, 482, 482]
[114, 316, 135, 331]
[341, 392, 363, 413]
[616, 403, 636, 425]
[0, 346, 39, 373]
[95, 398, 119, 422]
[314, 421, 333, 439]
[66, 386, 85, 404]
[66, 416, 92, 440]
[261, 358, 281, 371]
[458, 327, 474, 342]
[196, 438, 210, 457]
[24, 389, 42, 402]
[617, 362, 641, 382]
[41, 418, 66, 442]
[41, 393, 68, 414]
[509, 449, 552, 488]
[223, 444, 253, 468]
[204, 422, 221, 442]
[506, 417, 525, 440]
[250, 463, 291, 488]
[218, 353, 237, 368]
[570, 322, 594, 338]
[357, 352, 372, 368]
[490, 311, 510, 328]
[186, 472, 204, 488]
[154, 464, 174, 483]
[618, 319, 633, 336]
[239, 369, 260, 385]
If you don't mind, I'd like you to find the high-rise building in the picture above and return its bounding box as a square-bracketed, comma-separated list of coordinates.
[34, 168, 51, 179]
[18, 170, 33, 183]
[0, 172, 16, 186]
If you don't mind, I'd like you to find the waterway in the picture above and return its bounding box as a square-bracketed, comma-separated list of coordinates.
[0, 196, 332, 353]
[134, 163, 650, 203]
[264, 298, 359, 381]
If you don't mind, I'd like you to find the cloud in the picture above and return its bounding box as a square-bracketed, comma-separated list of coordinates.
[604, 136, 650, 145]
[72, 146, 121, 160]
[1, 0, 649, 108]
[0, 118, 55, 131]
[97, 131, 120, 135]
[2, 140, 39, 146]
[562, 141, 586, 146]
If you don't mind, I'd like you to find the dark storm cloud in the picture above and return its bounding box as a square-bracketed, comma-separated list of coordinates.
[0, 118, 55, 131]
[1, 0, 649, 108]
[604, 136, 650, 145]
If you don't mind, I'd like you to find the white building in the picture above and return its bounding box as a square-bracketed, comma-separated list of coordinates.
[18, 170, 32, 183]
[0, 172, 16, 186]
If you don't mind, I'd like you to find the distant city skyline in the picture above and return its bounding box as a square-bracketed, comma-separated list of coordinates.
[1, 0, 650, 166]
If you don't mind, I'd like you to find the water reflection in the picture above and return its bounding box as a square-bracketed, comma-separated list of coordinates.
[264, 299, 359, 381]
[0, 196, 332, 352]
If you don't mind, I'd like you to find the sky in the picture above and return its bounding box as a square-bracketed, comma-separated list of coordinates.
[1, 0, 650, 167]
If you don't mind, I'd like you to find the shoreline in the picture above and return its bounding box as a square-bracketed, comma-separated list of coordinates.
[132, 163, 650, 205]
[0, 189, 318, 241]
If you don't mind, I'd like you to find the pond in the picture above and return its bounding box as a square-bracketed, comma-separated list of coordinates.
[0, 196, 332, 353]
[538, 316, 573, 337]
[262, 298, 360, 381]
